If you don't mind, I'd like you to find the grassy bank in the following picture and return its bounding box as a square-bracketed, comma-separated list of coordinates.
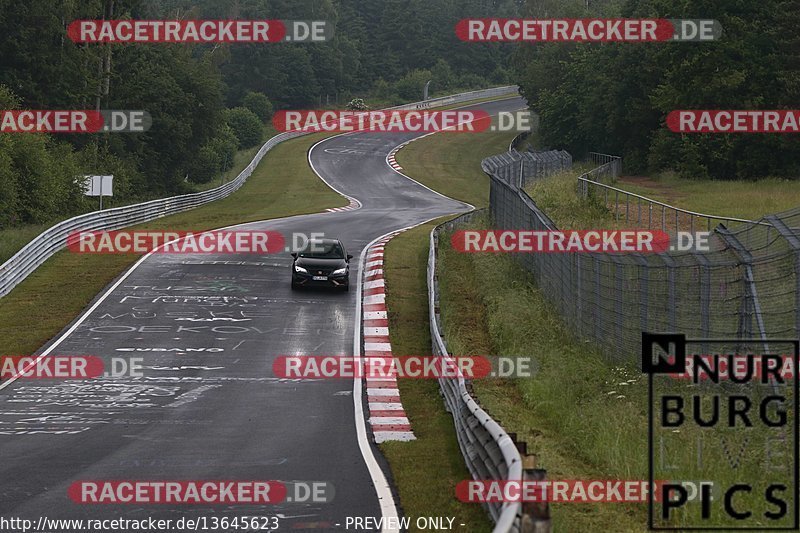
[377, 120, 519, 531]
[437, 217, 790, 530]
[617, 173, 800, 220]
[388, 126, 797, 529]
[381, 222, 494, 532]
[0, 125, 278, 264]
[437, 218, 648, 531]
[0, 131, 344, 355]
[394, 114, 520, 208]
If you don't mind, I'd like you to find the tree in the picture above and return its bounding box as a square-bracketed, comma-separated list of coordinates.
[224, 107, 264, 149]
[394, 69, 433, 101]
[515, 0, 800, 179]
[431, 59, 455, 91]
[242, 92, 274, 122]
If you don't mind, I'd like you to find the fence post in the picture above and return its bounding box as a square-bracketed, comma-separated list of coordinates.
[765, 215, 800, 339]
[716, 226, 770, 356]
[594, 258, 602, 340]
[692, 251, 712, 356]
[575, 254, 582, 336]
[632, 254, 649, 334]
[661, 254, 677, 331]
[613, 258, 625, 348]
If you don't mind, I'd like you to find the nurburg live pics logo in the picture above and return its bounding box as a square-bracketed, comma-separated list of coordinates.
[642, 332, 799, 530]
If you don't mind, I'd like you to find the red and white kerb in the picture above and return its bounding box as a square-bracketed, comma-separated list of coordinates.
[362, 231, 415, 443]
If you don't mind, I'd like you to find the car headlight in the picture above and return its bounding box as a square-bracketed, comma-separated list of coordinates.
[294, 265, 308, 273]
[331, 267, 347, 276]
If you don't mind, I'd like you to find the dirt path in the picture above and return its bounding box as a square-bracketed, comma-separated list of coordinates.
[616, 175, 688, 204]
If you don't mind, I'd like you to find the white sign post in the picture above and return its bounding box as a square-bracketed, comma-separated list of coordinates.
[81, 175, 114, 210]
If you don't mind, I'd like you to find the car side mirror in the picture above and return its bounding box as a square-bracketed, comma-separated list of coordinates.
[291, 252, 297, 259]
[346, 254, 353, 261]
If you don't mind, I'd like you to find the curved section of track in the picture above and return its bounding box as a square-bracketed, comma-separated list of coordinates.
[0, 96, 525, 529]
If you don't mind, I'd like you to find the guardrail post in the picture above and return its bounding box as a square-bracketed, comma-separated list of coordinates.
[520, 456, 552, 533]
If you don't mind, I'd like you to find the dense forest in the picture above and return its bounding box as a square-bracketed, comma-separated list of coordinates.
[515, 0, 800, 179]
[0, 0, 519, 229]
[4, 0, 792, 233]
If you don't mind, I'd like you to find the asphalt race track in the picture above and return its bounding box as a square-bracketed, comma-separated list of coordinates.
[0, 96, 525, 530]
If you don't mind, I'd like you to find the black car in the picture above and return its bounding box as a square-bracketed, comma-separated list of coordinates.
[291, 238, 352, 291]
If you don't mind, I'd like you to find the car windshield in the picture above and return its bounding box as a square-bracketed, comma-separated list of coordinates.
[298, 241, 345, 259]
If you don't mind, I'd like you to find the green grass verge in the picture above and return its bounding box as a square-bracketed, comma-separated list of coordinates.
[378, 116, 518, 531]
[616, 173, 800, 220]
[394, 110, 519, 208]
[437, 219, 649, 531]
[379, 122, 519, 531]
[523, 165, 627, 230]
[381, 222, 494, 532]
[438, 216, 792, 530]
[0, 224, 51, 268]
[0, 131, 344, 355]
[0, 125, 277, 264]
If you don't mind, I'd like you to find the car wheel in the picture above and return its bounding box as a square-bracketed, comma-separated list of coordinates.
[342, 282, 349, 292]
[291, 281, 299, 290]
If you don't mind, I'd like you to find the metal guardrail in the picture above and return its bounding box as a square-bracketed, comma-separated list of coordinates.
[0, 85, 519, 299]
[576, 153, 768, 234]
[428, 210, 551, 533]
[578, 177, 768, 234]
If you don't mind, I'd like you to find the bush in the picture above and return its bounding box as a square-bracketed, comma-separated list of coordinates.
[189, 146, 222, 184]
[346, 98, 369, 111]
[393, 69, 432, 101]
[213, 125, 239, 171]
[188, 125, 238, 184]
[224, 107, 263, 149]
[372, 78, 395, 101]
[455, 72, 489, 91]
[430, 59, 455, 91]
[242, 91, 274, 122]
